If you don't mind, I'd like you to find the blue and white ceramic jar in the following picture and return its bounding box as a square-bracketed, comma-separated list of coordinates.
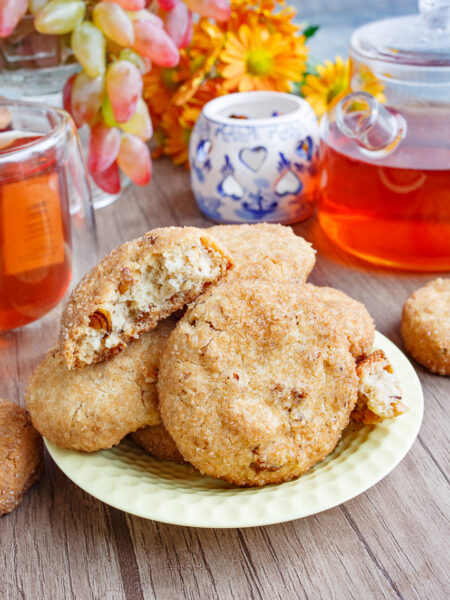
[189, 91, 319, 224]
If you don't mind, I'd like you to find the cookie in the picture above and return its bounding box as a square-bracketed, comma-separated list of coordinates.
[352, 350, 406, 425]
[26, 319, 176, 452]
[307, 285, 375, 360]
[401, 278, 450, 376]
[0, 399, 43, 517]
[59, 227, 233, 369]
[131, 425, 184, 464]
[209, 223, 315, 283]
[158, 280, 358, 486]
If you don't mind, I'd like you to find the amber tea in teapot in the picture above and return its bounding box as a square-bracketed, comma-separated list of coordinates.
[320, 115, 450, 270]
[318, 0, 450, 271]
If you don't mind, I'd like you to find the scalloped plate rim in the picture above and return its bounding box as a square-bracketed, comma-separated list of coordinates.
[45, 332, 423, 528]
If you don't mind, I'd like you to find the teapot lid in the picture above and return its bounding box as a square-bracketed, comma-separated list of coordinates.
[351, 0, 450, 66]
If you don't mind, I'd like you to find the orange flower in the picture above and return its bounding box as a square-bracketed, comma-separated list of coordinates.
[161, 107, 191, 167]
[143, 52, 191, 117]
[220, 23, 307, 92]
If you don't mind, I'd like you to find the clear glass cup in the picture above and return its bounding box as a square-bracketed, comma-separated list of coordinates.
[0, 100, 97, 331]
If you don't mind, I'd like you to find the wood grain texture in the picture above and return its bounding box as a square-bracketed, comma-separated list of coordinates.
[0, 156, 449, 600]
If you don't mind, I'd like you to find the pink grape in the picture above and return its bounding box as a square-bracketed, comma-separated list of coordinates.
[93, 2, 134, 47]
[71, 21, 106, 77]
[91, 161, 121, 194]
[132, 17, 179, 67]
[34, 0, 86, 35]
[119, 48, 152, 74]
[117, 133, 152, 186]
[127, 9, 163, 27]
[62, 74, 76, 115]
[104, 0, 145, 10]
[179, 11, 193, 49]
[72, 72, 105, 126]
[87, 122, 121, 173]
[106, 60, 143, 123]
[0, 0, 28, 38]
[162, 0, 189, 48]
[119, 98, 152, 141]
[157, 0, 177, 10]
[183, 0, 230, 22]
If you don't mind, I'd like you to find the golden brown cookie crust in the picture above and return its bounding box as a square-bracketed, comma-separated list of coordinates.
[158, 280, 358, 487]
[0, 398, 43, 517]
[401, 278, 450, 376]
[209, 223, 315, 283]
[59, 227, 233, 369]
[306, 285, 375, 360]
[131, 425, 185, 464]
[26, 319, 176, 452]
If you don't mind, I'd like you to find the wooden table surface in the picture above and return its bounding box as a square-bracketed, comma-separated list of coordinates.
[1, 158, 449, 600]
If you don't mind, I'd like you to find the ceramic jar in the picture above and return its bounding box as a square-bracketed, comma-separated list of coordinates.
[189, 91, 319, 224]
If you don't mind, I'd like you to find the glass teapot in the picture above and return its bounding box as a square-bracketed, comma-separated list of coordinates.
[319, 0, 450, 271]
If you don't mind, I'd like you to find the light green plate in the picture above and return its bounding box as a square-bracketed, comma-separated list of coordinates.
[45, 333, 423, 528]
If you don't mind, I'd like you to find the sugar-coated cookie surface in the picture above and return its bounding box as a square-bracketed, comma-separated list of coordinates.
[401, 278, 450, 376]
[158, 280, 358, 486]
[209, 223, 315, 283]
[26, 320, 176, 452]
[306, 285, 375, 360]
[0, 398, 43, 517]
[59, 227, 233, 369]
[131, 425, 184, 464]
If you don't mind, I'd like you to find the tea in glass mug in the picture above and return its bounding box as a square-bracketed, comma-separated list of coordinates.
[0, 101, 96, 330]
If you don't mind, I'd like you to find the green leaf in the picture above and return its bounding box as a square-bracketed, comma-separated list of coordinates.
[303, 24, 320, 39]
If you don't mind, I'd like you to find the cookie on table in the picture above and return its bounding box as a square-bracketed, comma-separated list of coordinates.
[59, 227, 233, 369]
[209, 223, 315, 283]
[131, 425, 184, 464]
[26, 319, 176, 452]
[158, 281, 358, 486]
[352, 350, 407, 425]
[401, 278, 450, 376]
[0, 398, 43, 517]
[307, 285, 375, 360]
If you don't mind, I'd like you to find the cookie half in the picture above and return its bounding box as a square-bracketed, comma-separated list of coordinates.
[27, 319, 175, 452]
[158, 281, 358, 486]
[0, 399, 43, 517]
[60, 227, 233, 368]
[401, 278, 450, 376]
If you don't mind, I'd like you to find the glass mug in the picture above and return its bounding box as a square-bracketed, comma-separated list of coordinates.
[0, 100, 97, 331]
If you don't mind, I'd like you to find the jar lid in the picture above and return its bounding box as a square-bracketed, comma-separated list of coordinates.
[351, 1, 450, 67]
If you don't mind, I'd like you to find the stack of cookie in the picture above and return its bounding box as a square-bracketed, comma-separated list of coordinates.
[26, 224, 405, 487]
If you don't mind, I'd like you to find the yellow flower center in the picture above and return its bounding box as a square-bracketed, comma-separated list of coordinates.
[246, 48, 273, 76]
[326, 81, 347, 104]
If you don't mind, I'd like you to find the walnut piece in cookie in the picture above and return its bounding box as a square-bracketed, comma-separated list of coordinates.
[401, 278, 450, 376]
[0, 398, 43, 517]
[352, 350, 407, 425]
[59, 227, 233, 369]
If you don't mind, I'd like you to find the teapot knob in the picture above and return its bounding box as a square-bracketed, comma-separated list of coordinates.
[419, 0, 450, 30]
[335, 91, 407, 157]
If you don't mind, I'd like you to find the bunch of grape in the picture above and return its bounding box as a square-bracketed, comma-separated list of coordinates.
[0, 0, 230, 193]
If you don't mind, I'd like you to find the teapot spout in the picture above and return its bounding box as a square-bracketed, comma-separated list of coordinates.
[335, 91, 406, 157]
